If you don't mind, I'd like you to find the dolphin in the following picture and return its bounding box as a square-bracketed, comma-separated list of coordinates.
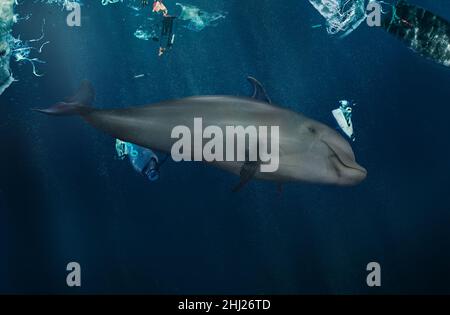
[34, 77, 367, 190]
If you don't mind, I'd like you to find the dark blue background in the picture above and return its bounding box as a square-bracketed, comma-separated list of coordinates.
[1, 0, 450, 294]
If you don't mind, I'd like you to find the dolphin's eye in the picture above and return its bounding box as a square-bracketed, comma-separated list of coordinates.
[308, 126, 317, 134]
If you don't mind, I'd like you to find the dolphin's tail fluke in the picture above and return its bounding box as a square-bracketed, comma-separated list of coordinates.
[33, 80, 95, 116]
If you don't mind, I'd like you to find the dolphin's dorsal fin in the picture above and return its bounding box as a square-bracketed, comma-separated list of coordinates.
[64, 80, 95, 106]
[248, 76, 272, 104]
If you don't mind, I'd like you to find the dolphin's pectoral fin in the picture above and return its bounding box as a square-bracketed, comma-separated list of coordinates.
[247, 76, 272, 104]
[232, 161, 260, 192]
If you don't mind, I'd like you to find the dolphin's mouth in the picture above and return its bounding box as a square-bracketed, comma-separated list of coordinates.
[321, 139, 367, 181]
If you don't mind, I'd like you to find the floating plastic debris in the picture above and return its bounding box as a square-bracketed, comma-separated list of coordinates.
[101, 0, 123, 6]
[115, 139, 167, 182]
[332, 100, 356, 141]
[0, 0, 71, 95]
[134, 26, 158, 41]
[0, 0, 16, 95]
[308, 0, 367, 37]
[175, 2, 227, 32]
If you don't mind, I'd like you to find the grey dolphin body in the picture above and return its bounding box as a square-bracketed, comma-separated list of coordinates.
[35, 78, 367, 188]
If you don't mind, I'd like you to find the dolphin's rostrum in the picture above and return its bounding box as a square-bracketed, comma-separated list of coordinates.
[34, 77, 367, 190]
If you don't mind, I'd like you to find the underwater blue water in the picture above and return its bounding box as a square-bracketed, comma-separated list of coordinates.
[1, 0, 450, 294]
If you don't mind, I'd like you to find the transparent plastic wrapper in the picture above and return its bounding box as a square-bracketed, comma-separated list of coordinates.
[176, 2, 226, 32]
[308, 0, 367, 37]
